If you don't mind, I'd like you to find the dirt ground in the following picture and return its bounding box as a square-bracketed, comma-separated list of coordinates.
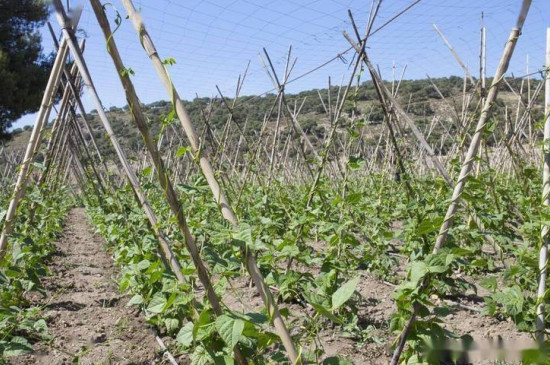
[223, 249, 532, 365]
[9, 208, 534, 365]
[10, 208, 163, 365]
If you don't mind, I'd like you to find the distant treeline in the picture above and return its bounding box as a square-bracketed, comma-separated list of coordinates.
[10, 76, 543, 161]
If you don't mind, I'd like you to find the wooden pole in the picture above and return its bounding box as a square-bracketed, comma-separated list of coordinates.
[537, 27, 550, 344]
[52, 0, 186, 286]
[67, 131, 104, 202]
[69, 113, 106, 193]
[480, 16, 487, 97]
[48, 22, 110, 182]
[433, 0, 530, 251]
[0, 39, 70, 259]
[89, 2, 247, 362]
[120, 1, 300, 362]
[433, 24, 476, 86]
[390, 2, 532, 363]
[26, 51, 87, 224]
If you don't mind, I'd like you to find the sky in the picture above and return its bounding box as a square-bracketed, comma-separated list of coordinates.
[12, 0, 550, 129]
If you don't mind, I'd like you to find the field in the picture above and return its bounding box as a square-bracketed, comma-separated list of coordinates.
[1, 0, 549, 364]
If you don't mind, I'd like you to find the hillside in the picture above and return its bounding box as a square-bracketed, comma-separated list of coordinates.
[5, 75, 544, 162]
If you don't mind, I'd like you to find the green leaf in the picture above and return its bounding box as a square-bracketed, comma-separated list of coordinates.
[194, 309, 214, 341]
[215, 315, 244, 349]
[331, 277, 359, 310]
[425, 254, 447, 274]
[233, 224, 253, 248]
[344, 192, 362, 205]
[323, 357, 354, 365]
[176, 322, 194, 347]
[409, 261, 428, 285]
[163, 57, 177, 66]
[32, 162, 45, 171]
[221, 355, 235, 365]
[310, 302, 343, 324]
[120, 67, 135, 77]
[146, 293, 167, 314]
[164, 318, 179, 333]
[3, 337, 33, 357]
[136, 259, 151, 271]
[479, 276, 497, 292]
[521, 348, 550, 364]
[492, 285, 523, 316]
[406, 354, 426, 364]
[348, 156, 365, 170]
[127, 294, 144, 306]
[141, 166, 152, 177]
[33, 319, 47, 332]
[416, 216, 443, 236]
[245, 312, 268, 324]
[176, 146, 191, 157]
[433, 307, 451, 317]
[191, 345, 215, 365]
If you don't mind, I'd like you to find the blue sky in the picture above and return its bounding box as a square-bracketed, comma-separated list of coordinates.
[13, 0, 550, 129]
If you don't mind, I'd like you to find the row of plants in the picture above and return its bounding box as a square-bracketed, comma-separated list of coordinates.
[0, 146, 542, 364]
[81, 146, 549, 364]
[0, 183, 73, 360]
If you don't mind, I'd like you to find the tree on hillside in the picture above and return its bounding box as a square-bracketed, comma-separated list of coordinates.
[0, 0, 52, 138]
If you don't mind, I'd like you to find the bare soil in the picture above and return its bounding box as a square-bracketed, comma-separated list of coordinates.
[316, 272, 531, 364]
[223, 248, 531, 364]
[10, 208, 162, 365]
[8, 208, 532, 364]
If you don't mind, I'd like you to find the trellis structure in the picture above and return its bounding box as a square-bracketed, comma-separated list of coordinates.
[0, 0, 548, 364]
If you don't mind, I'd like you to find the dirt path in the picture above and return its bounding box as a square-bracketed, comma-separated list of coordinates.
[12, 208, 162, 365]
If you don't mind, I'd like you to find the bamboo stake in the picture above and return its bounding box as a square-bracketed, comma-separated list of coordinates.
[261, 48, 319, 163]
[433, 24, 476, 86]
[37, 76, 73, 181]
[282, 59, 363, 274]
[45, 126, 71, 197]
[527, 55, 532, 143]
[49, 111, 73, 180]
[48, 23, 110, 184]
[67, 132, 103, 202]
[0, 39, 70, 259]
[473, 19, 487, 189]
[122, 1, 237, 224]
[70, 147, 89, 189]
[120, 2, 300, 362]
[69, 114, 106, 193]
[26, 105, 72, 223]
[537, 27, 550, 344]
[390, 2, 532, 363]
[52, 0, 186, 286]
[62, 155, 73, 186]
[353, 46, 452, 185]
[90, 3, 247, 362]
[48, 123, 71, 189]
[259, 48, 315, 185]
[27, 52, 88, 224]
[480, 15, 487, 97]
[426, 74, 463, 131]
[347, 34, 503, 263]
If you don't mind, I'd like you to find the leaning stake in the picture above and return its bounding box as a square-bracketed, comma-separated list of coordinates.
[89, 1, 250, 363]
[390, 1, 532, 364]
[52, 0, 186, 285]
[119, 0, 301, 362]
[0, 39, 70, 259]
[537, 27, 550, 344]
